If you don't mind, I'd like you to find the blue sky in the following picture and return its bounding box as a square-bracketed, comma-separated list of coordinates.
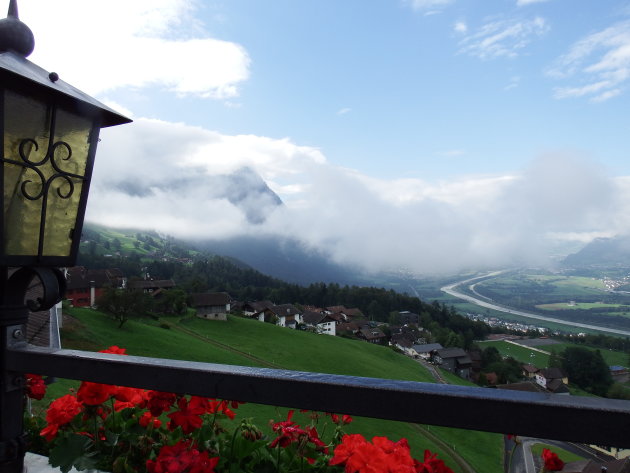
[86, 0, 630, 180]
[15, 0, 630, 274]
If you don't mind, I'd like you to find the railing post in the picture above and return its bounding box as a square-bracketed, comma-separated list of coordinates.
[0, 268, 28, 473]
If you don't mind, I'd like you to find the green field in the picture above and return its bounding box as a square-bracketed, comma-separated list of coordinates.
[536, 302, 629, 311]
[478, 339, 629, 369]
[475, 273, 607, 299]
[478, 341, 550, 367]
[53, 308, 503, 473]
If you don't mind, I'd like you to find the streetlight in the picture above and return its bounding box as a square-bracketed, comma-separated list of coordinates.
[0, 1, 130, 471]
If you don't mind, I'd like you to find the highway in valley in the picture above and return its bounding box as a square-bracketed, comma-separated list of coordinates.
[440, 272, 630, 337]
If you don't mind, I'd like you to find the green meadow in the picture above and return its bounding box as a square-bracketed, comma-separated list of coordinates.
[478, 339, 629, 368]
[53, 308, 504, 473]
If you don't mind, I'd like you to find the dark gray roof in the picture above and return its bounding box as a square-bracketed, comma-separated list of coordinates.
[539, 367, 566, 380]
[269, 304, 300, 316]
[128, 279, 176, 290]
[436, 347, 468, 359]
[191, 292, 230, 307]
[359, 327, 386, 340]
[302, 311, 326, 325]
[413, 343, 443, 353]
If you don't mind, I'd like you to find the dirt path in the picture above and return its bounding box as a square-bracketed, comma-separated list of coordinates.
[168, 318, 477, 472]
[409, 424, 476, 473]
[162, 319, 283, 369]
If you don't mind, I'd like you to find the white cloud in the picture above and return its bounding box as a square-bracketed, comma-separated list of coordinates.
[454, 21, 468, 34]
[337, 108, 352, 115]
[20, 0, 250, 99]
[87, 119, 627, 275]
[459, 17, 549, 59]
[517, 0, 552, 6]
[549, 20, 630, 102]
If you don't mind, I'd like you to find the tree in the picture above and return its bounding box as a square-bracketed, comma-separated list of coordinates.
[548, 349, 562, 368]
[154, 289, 188, 315]
[561, 347, 612, 396]
[481, 346, 502, 369]
[388, 311, 401, 326]
[96, 288, 153, 328]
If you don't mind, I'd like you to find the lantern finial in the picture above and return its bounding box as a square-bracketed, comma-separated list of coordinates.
[7, 0, 18, 18]
[0, 0, 34, 57]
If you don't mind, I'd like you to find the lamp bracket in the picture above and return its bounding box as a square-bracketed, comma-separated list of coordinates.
[5, 266, 66, 311]
[4, 324, 24, 393]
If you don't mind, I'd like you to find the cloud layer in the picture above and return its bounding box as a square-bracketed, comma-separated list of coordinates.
[89, 119, 625, 275]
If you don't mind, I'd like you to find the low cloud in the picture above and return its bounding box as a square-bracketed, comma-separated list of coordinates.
[549, 20, 630, 102]
[88, 119, 626, 276]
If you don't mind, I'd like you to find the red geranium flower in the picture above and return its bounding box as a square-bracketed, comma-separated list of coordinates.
[146, 440, 218, 473]
[168, 397, 207, 434]
[139, 411, 162, 429]
[114, 386, 148, 411]
[40, 394, 83, 441]
[99, 346, 127, 355]
[542, 448, 564, 472]
[330, 434, 391, 473]
[77, 381, 115, 406]
[26, 374, 46, 400]
[330, 434, 454, 473]
[147, 391, 177, 417]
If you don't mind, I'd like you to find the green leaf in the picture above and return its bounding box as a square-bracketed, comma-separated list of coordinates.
[49, 434, 97, 473]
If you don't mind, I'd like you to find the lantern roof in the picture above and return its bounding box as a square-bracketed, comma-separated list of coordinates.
[0, 51, 131, 128]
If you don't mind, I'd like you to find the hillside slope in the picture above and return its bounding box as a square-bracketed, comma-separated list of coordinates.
[58, 309, 503, 473]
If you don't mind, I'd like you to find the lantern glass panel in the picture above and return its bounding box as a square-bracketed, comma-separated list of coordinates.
[3, 89, 93, 258]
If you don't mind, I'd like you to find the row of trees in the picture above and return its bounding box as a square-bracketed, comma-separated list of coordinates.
[96, 287, 188, 328]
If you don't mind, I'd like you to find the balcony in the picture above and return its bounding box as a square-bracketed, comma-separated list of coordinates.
[8, 342, 630, 450]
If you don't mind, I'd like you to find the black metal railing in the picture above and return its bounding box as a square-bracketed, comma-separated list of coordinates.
[7, 344, 630, 448]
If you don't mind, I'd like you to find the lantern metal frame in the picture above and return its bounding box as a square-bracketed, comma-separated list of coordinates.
[0, 51, 130, 268]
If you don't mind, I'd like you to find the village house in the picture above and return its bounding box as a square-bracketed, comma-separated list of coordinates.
[358, 326, 386, 344]
[433, 348, 472, 379]
[412, 343, 444, 360]
[191, 292, 231, 321]
[522, 363, 539, 379]
[336, 320, 361, 335]
[535, 367, 570, 394]
[610, 365, 630, 383]
[302, 311, 336, 335]
[398, 311, 420, 325]
[242, 300, 274, 316]
[127, 279, 176, 295]
[254, 304, 302, 328]
[65, 267, 126, 307]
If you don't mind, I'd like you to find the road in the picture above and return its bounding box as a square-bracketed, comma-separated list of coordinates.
[440, 272, 630, 337]
[508, 437, 613, 473]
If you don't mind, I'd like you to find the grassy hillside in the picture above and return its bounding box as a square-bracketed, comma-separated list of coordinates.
[56, 308, 503, 473]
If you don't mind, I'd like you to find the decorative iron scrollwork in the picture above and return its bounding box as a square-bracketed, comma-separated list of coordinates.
[1, 104, 85, 258]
